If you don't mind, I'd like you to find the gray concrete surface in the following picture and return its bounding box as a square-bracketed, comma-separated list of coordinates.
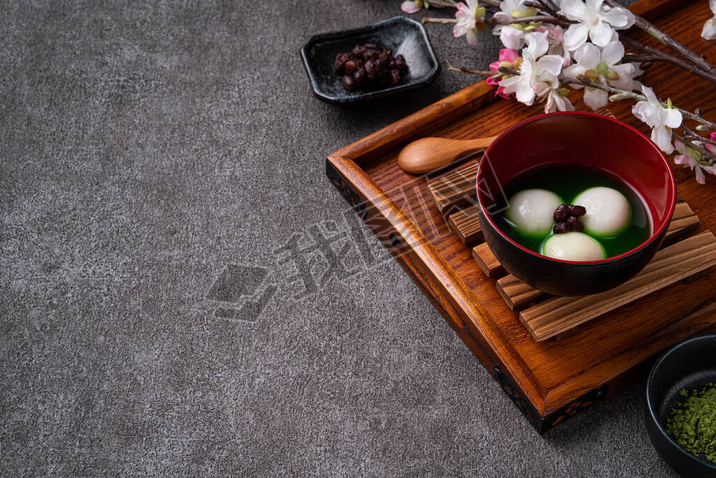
[1, 0, 678, 476]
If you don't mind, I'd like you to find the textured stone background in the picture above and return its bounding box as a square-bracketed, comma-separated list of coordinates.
[1, 0, 677, 476]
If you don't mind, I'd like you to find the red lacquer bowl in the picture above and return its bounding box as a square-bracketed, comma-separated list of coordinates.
[476, 112, 676, 296]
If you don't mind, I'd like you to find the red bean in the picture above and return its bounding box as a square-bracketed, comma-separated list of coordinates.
[344, 60, 358, 76]
[568, 205, 586, 217]
[342, 75, 355, 91]
[334, 43, 408, 92]
[553, 204, 569, 222]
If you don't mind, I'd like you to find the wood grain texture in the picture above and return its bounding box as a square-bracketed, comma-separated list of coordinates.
[520, 232, 716, 341]
[473, 243, 503, 277]
[496, 201, 701, 310]
[448, 204, 482, 245]
[426, 162, 479, 214]
[326, 0, 714, 424]
[496, 275, 543, 311]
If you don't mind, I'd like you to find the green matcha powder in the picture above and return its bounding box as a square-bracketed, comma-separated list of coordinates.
[665, 383, 716, 464]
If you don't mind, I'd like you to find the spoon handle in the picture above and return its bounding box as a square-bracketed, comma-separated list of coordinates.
[398, 136, 499, 174]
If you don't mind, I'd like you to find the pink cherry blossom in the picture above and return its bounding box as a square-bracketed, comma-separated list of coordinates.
[401, 1, 422, 14]
[707, 132, 716, 155]
[489, 48, 519, 72]
[674, 139, 712, 184]
[454, 0, 486, 46]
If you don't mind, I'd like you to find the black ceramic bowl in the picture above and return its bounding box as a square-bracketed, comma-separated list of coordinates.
[300, 16, 440, 104]
[646, 332, 716, 477]
[476, 112, 677, 296]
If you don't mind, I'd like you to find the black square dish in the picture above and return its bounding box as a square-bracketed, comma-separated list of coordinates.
[300, 16, 440, 104]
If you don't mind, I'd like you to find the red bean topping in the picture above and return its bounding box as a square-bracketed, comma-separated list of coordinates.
[553, 204, 587, 234]
[567, 205, 586, 217]
[553, 204, 569, 222]
[566, 216, 584, 232]
[553, 222, 569, 234]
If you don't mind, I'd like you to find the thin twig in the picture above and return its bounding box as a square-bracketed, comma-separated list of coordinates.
[673, 132, 716, 166]
[424, 0, 458, 7]
[604, 0, 714, 74]
[568, 76, 716, 131]
[488, 14, 569, 26]
[620, 36, 716, 85]
[445, 60, 496, 76]
[682, 123, 716, 147]
[422, 17, 457, 25]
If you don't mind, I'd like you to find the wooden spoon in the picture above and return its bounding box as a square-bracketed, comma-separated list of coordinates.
[398, 136, 499, 174]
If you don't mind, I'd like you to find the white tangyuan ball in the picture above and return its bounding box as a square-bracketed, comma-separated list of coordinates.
[542, 232, 606, 261]
[506, 189, 562, 236]
[573, 187, 631, 237]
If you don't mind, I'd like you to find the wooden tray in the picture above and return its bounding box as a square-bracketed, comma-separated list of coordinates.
[326, 0, 716, 433]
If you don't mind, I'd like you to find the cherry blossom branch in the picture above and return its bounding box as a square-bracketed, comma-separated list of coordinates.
[424, 13, 567, 27]
[565, 75, 716, 130]
[681, 122, 716, 146]
[620, 36, 716, 85]
[426, 0, 458, 6]
[557, 76, 716, 164]
[415, 0, 716, 85]
[421, 17, 457, 24]
[412, 0, 459, 7]
[603, 0, 715, 74]
[673, 132, 715, 167]
[488, 14, 569, 26]
[445, 60, 495, 76]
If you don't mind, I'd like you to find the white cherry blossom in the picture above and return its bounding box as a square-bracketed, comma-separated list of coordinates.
[454, 0, 486, 45]
[545, 88, 575, 112]
[498, 33, 568, 111]
[563, 41, 636, 109]
[539, 24, 571, 67]
[702, 0, 716, 40]
[632, 86, 682, 155]
[492, 0, 537, 50]
[559, 0, 635, 50]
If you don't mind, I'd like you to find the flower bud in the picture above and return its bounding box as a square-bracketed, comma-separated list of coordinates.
[584, 69, 598, 81]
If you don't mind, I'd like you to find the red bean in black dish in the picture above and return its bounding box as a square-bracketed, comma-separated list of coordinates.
[300, 16, 440, 104]
[334, 43, 407, 92]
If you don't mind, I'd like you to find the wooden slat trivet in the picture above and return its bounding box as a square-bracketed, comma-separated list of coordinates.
[496, 202, 700, 310]
[661, 201, 702, 247]
[473, 243, 503, 277]
[427, 162, 479, 214]
[449, 204, 482, 245]
[496, 275, 543, 311]
[520, 231, 716, 342]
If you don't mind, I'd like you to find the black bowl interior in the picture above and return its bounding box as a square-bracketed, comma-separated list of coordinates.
[300, 16, 440, 104]
[647, 332, 716, 475]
